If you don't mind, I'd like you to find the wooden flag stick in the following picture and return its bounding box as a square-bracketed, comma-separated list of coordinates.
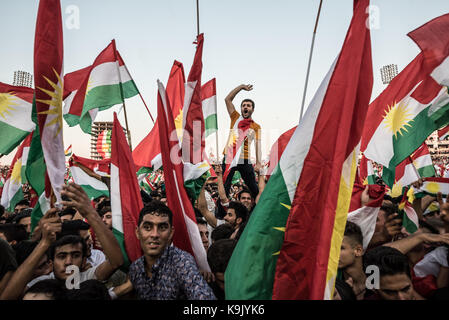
[299, 0, 323, 121]
[122, 102, 133, 150]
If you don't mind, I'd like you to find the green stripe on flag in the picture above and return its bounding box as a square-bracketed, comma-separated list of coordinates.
[390, 101, 449, 168]
[204, 114, 218, 137]
[225, 163, 291, 299]
[0, 121, 30, 155]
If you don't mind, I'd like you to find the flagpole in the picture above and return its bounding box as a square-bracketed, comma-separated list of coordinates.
[112, 39, 133, 150]
[138, 92, 155, 124]
[122, 102, 133, 150]
[196, 0, 200, 36]
[299, 0, 323, 121]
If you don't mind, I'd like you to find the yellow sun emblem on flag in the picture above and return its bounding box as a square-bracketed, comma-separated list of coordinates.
[426, 182, 440, 194]
[383, 100, 414, 139]
[0, 92, 19, 120]
[10, 159, 22, 185]
[37, 69, 64, 137]
[272, 202, 291, 256]
[389, 181, 403, 198]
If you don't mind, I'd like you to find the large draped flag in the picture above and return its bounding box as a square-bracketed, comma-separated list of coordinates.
[157, 80, 210, 272]
[28, 0, 65, 233]
[69, 154, 110, 200]
[0, 133, 32, 211]
[226, 0, 372, 300]
[202, 78, 218, 137]
[272, 0, 372, 300]
[181, 34, 210, 200]
[0, 83, 35, 155]
[63, 40, 139, 133]
[133, 61, 186, 171]
[110, 113, 143, 265]
[362, 13, 449, 174]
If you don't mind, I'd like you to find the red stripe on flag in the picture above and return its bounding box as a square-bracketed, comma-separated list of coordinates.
[111, 113, 143, 262]
[201, 78, 216, 100]
[132, 61, 185, 168]
[0, 82, 34, 103]
[272, 0, 373, 300]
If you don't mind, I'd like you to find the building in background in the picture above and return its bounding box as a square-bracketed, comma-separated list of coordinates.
[380, 64, 398, 85]
[13, 71, 33, 88]
[90, 121, 129, 160]
[426, 131, 449, 158]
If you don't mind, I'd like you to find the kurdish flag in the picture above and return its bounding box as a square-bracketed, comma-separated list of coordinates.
[133, 61, 186, 171]
[399, 190, 419, 234]
[226, 0, 372, 300]
[29, 0, 64, 232]
[181, 34, 210, 200]
[0, 83, 35, 155]
[34, 0, 65, 205]
[69, 155, 110, 200]
[63, 40, 139, 133]
[201, 78, 218, 137]
[362, 13, 449, 172]
[414, 177, 449, 198]
[359, 155, 378, 185]
[272, 0, 372, 300]
[96, 129, 112, 159]
[411, 143, 435, 178]
[157, 80, 210, 272]
[110, 112, 143, 265]
[0, 133, 32, 211]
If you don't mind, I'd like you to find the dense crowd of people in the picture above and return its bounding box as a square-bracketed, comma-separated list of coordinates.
[2, 85, 449, 301]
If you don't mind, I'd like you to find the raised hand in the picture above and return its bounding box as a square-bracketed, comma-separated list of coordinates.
[61, 183, 97, 219]
[241, 84, 253, 91]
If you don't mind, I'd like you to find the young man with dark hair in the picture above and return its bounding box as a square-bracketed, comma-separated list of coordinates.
[338, 221, 368, 300]
[0, 183, 124, 300]
[222, 84, 262, 199]
[129, 200, 216, 300]
[14, 200, 30, 215]
[98, 206, 112, 230]
[59, 207, 76, 222]
[197, 218, 210, 252]
[211, 224, 234, 243]
[207, 239, 237, 299]
[363, 246, 425, 300]
[59, 219, 106, 268]
[13, 208, 32, 235]
[22, 278, 68, 300]
[225, 201, 248, 238]
[0, 224, 28, 246]
[237, 187, 253, 213]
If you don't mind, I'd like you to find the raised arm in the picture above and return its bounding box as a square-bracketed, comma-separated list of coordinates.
[198, 185, 218, 228]
[383, 232, 449, 255]
[0, 209, 61, 300]
[61, 183, 123, 281]
[224, 84, 253, 116]
[215, 165, 229, 204]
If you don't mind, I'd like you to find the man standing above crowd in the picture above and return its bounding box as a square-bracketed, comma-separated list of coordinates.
[223, 84, 261, 199]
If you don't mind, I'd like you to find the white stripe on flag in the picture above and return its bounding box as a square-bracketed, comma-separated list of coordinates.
[110, 164, 124, 233]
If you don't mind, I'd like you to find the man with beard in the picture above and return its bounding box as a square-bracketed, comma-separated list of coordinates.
[223, 84, 261, 199]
